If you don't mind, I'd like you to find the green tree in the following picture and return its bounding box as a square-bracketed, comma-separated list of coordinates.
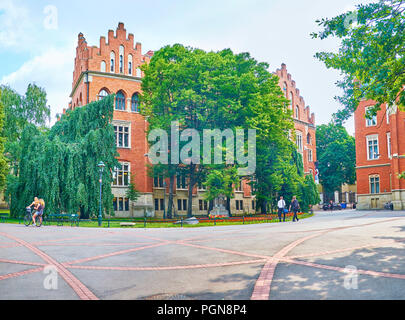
[316, 123, 356, 194]
[142, 44, 297, 217]
[0, 84, 50, 178]
[311, 0, 405, 123]
[7, 95, 118, 218]
[0, 90, 8, 190]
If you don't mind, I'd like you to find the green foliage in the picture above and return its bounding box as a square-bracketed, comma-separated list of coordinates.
[0, 84, 50, 170]
[126, 174, 140, 202]
[312, 0, 405, 123]
[0, 90, 8, 190]
[7, 95, 118, 218]
[316, 123, 356, 193]
[142, 44, 300, 215]
[298, 175, 321, 213]
[203, 167, 239, 201]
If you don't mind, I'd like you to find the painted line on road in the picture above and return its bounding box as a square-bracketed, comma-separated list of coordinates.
[281, 258, 405, 280]
[0, 231, 99, 300]
[66, 259, 267, 272]
[0, 267, 44, 281]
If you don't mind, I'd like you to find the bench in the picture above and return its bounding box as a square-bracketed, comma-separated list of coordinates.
[47, 213, 79, 227]
[0, 213, 8, 223]
[120, 222, 136, 227]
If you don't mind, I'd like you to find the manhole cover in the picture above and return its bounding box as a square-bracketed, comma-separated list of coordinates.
[144, 293, 194, 300]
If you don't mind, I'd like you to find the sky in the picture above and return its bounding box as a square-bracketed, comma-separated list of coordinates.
[0, 0, 374, 135]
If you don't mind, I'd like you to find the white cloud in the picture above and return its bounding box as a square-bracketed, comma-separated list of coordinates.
[0, 0, 36, 50]
[1, 45, 75, 126]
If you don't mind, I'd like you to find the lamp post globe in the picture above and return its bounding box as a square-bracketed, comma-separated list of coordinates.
[97, 161, 105, 227]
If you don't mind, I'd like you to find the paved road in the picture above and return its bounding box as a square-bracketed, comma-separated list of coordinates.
[1, 210, 405, 300]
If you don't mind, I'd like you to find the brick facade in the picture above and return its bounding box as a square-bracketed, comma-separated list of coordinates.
[355, 99, 405, 209]
[68, 23, 317, 217]
[275, 64, 317, 178]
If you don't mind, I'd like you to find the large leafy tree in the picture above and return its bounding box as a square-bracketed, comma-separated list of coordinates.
[0, 90, 8, 191]
[6, 95, 118, 218]
[0, 84, 50, 177]
[142, 44, 305, 216]
[311, 0, 405, 123]
[316, 123, 356, 194]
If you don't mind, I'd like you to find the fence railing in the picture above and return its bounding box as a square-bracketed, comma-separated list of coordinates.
[0, 211, 312, 228]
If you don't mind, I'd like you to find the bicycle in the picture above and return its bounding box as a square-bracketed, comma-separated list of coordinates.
[24, 207, 43, 227]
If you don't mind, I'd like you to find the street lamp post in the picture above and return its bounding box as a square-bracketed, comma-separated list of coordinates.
[97, 161, 105, 227]
[163, 180, 167, 220]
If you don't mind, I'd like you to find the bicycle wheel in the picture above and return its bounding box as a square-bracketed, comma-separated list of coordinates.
[35, 216, 43, 227]
[23, 214, 32, 226]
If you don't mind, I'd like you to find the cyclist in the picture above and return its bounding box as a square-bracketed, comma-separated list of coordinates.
[32, 199, 45, 227]
[27, 197, 39, 210]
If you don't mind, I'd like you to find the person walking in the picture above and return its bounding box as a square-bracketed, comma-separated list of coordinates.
[277, 196, 286, 222]
[289, 196, 301, 222]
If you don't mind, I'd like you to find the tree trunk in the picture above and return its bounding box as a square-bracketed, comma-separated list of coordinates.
[167, 175, 175, 219]
[187, 163, 196, 218]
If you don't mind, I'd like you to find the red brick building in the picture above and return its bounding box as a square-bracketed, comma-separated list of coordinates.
[67, 23, 316, 217]
[275, 64, 317, 178]
[355, 100, 404, 209]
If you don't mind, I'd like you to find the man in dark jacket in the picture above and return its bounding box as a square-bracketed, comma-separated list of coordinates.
[289, 196, 300, 222]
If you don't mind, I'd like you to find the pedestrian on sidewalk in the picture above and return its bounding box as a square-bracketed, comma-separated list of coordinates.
[277, 196, 287, 222]
[289, 196, 301, 222]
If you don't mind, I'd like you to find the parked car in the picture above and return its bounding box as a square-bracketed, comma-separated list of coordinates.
[322, 202, 342, 211]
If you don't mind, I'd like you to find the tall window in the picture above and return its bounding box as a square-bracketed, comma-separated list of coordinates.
[308, 149, 313, 162]
[387, 132, 391, 158]
[199, 200, 208, 211]
[296, 131, 303, 152]
[110, 52, 115, 72]
[177, 199, 187, 211]
[153, 176, 164, 188]
[365, 106, 377, 126]
[114, 124, 130, 148]
[198, 181, 207, 190]
[290, 91, 293, 107]
[100, 61, 106, 72]
[177, 174, 187, 189]
[131, 93, 140, 112]
[366, 135, 379, 160]
[370, 175, 380, 194]
[115, 91, 126, 110]
[128, 54, 133, 75]
[295, 105, 300, 119]
[235, 180, 243, 191]
[307, 133, 312, 145]
[113, 197, 129, 211]
[98, 89, 108, 100]
[119, 45, 124, 73]
[136, 67, 142, 78]
[113, 163, 130, 186]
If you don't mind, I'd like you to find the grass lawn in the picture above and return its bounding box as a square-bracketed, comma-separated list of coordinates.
[0, 211, 313, 228]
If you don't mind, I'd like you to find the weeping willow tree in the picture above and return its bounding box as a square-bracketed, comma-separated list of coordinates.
[7, 95, 119, 218]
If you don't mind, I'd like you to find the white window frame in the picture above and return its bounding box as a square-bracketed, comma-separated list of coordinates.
[128, 54, 133, 75]
[296, 131, 303, 152]
[387, 132, 391, 159]
[110, 51, 115, 73]
[113, 162, 130, 187]
[369, 175, 380, 194]
[100, 60, 106, 72]
[308, 149, 313, 162]
[113, 122, 131, 149]
[366, 134, 379, 160]
[365, 106, 377, 127]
